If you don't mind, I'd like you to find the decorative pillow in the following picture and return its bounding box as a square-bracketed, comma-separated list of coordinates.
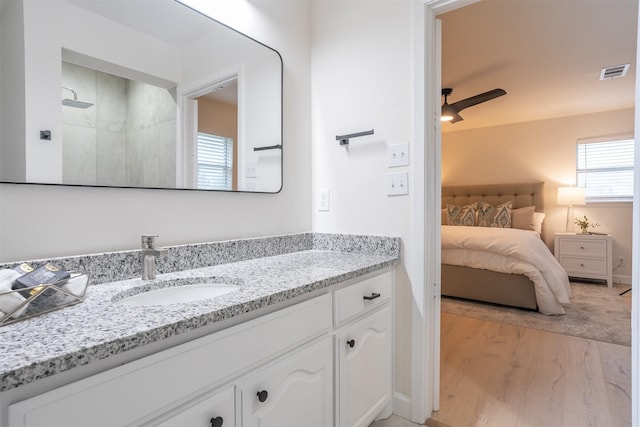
[533, 212, 546, 234]
[446, 203, 478, 226]
[511, 206, 536, 231]
[477, 201, 512, 227]
[442, 208, 448, 225]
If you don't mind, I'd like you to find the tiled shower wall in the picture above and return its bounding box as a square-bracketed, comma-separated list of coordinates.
[61, 62, 177, 187]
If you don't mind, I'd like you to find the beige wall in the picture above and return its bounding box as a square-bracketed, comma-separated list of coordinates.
[198, 98, 237, 143]
[442, 108, 634, 284]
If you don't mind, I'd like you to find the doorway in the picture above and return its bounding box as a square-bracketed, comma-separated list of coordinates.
[418, 0, 639, 424]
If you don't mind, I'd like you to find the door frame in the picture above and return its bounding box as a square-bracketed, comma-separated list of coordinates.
[412, 1, 479, 421]
[177, 66, 243, 189]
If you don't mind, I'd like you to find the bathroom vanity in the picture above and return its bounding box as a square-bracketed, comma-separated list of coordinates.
[0, 233, 399, 427]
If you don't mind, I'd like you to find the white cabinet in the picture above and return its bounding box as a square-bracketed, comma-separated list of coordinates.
[239, 337, 333, 427]
[7, 270, 393, 427]
[554, 233, 612, 287]
[336, 307, 392, 427]
[8, 295, 332, 427]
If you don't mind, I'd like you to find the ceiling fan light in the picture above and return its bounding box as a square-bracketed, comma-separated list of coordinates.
[441, 103, 457, 122]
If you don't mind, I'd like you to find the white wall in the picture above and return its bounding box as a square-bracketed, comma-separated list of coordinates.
[0, 1, 311, 262]
[310, 0, 415, 402]
[0, 0, 26, 182]
[443, 108, 635, 284]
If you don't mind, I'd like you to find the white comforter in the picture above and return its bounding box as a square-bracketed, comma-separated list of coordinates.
[441, 225, 571, 315]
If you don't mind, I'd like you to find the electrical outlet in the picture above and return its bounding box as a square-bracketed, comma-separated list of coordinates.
[386, 172, 409, 196]
[388, 143, 410, 167]
[245, 162, 257, 178]
[617, 256, 625, 267]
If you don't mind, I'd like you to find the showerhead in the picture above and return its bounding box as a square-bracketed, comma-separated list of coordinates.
[61, 86, 94, 109]
[62, 98, 94, 109]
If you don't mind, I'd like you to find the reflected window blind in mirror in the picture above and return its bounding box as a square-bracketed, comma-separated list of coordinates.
[197, 133, 233, 191]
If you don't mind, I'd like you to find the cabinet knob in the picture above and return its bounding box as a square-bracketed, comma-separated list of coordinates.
[210, 416, 223, 427]
[347, 339, 355, 348]
[257, 390, 269, 403]
[363, 292, 381, 301]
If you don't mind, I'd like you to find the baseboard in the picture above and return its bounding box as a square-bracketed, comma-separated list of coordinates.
[613, 274, 632, 286]
[426, 419, 452, 427]
[392, 392, 412, 420]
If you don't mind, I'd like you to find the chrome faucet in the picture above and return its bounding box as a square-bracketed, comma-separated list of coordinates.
[141, 234, 168, 280]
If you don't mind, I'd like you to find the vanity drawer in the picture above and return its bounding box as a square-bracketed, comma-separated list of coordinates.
[152, 385, 235, 427]
[556, 238, 607, 257]
[334, 271, 392, 325]
[558, 256, 608, 276]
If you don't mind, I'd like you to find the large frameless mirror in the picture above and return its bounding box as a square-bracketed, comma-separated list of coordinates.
[0, 0, 283, 192]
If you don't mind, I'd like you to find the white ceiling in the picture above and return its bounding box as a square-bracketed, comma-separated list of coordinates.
[439, 0, 638, 133]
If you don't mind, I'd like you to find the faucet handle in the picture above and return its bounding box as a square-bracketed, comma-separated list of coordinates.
[141, 234, 159, 249]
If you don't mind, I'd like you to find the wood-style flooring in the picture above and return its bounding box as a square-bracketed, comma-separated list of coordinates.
[427, 312, 632, 427]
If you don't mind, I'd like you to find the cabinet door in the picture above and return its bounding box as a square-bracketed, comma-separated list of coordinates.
[239, 337, 333, 427]
[337, 306, 392, 427]
[152, 385, 236, 427]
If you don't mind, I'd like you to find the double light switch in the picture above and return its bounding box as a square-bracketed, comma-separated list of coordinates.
[387, 143, 409, 196]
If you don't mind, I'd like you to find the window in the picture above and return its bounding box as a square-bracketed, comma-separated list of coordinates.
[197, 132, 233, 191]
[576, 137, 634, 202]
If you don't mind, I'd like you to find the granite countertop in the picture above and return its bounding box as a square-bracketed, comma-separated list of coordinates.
[0, 248, 399, 392]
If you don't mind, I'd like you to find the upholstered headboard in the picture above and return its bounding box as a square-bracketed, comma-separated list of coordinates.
[442, 182, 545, 212]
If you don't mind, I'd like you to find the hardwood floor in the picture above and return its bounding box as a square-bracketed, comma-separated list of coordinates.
[428, 312, 632, 427]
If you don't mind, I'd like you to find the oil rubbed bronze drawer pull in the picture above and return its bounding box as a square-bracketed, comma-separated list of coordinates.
[257, 390, 269, 403]
[363, 293, 381, 301]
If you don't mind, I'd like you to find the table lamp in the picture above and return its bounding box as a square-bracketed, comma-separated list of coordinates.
[557, 186, 586, 232]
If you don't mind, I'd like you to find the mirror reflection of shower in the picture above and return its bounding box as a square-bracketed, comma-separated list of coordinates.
[61, 61, 177, 187]
[61, 86, 94, 109]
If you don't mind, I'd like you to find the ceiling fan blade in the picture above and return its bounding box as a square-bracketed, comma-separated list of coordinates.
[451, 88, 506, 112]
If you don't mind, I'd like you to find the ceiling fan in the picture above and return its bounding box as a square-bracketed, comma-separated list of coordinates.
[441, 88, 506, 123]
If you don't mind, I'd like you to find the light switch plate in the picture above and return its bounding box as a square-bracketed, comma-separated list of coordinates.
[318, 189, 330, 211]
[386, 172, 409, 196]
[388, 143, 409, 167]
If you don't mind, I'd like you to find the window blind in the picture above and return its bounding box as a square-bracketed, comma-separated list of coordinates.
[197, 132, 233, 191]
[576, 138, 634, 202]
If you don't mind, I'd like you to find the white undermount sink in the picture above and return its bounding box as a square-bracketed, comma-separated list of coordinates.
[115, 281, 240, 307]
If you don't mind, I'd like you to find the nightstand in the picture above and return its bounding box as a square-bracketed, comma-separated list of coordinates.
[554, 232, 612, 287]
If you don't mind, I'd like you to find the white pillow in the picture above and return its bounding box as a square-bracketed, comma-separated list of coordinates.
[533, 212, 545, 234]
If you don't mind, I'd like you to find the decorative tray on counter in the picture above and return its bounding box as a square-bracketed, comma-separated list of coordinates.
[0, 270, 89, 327]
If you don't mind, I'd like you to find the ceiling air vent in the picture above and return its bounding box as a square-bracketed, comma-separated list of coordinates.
[599, 64, 630, 80]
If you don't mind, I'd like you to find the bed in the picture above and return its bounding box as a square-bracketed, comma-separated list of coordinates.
[441, 182, 571, 315]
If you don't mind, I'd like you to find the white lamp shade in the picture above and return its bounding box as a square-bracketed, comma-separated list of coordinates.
[557, 186, 585, 206]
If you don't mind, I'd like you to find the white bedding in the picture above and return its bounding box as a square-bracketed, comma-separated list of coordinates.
[441, 225, 571, 315]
